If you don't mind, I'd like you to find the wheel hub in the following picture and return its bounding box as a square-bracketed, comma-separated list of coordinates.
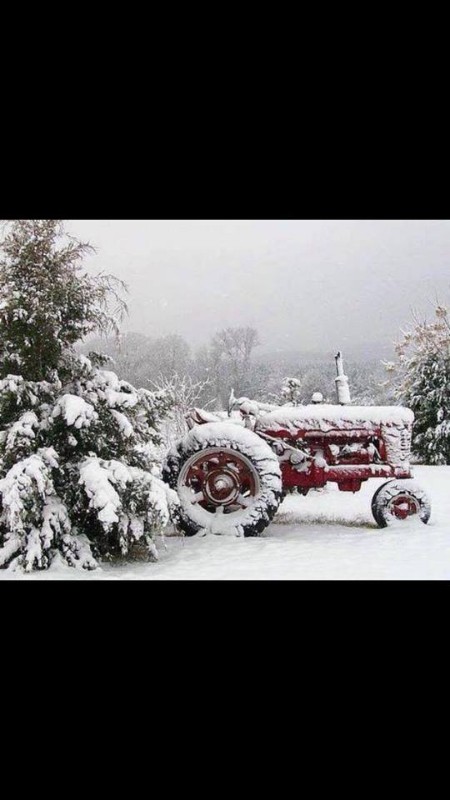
[388, 494, 420, 520]
[204, 468, 241, 505]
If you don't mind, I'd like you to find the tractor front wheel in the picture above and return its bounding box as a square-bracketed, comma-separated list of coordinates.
[371, 479, 431, 528]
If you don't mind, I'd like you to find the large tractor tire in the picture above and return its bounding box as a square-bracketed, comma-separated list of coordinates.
[162, 422, 282, 537]
[371, 479, 431, 528]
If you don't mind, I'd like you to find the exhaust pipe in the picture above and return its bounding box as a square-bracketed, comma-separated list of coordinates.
[334, 351, 351, 405]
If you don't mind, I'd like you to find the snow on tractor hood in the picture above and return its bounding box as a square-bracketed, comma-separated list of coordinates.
[255, 404, 414, 433]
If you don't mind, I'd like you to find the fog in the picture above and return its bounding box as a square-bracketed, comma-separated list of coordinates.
[66, 220, 450, 358]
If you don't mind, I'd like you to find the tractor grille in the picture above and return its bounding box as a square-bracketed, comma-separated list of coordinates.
[381, 423, 412, 466]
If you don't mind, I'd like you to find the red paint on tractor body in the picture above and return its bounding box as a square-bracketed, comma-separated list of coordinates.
[262, 422, 411, 493]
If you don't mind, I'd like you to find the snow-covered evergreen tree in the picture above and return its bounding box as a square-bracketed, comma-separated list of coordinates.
[210, 327, 261, 408]
[385, 303, 450, 464]
[0, 220, 177, 572]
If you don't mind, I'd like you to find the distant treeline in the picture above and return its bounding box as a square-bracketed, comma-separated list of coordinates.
[81, 327, 395, 411]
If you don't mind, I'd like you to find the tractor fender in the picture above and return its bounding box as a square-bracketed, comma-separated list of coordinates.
[185, 407, 223, 428]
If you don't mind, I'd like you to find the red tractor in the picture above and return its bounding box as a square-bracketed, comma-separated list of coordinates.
[162, 353, 431, 536]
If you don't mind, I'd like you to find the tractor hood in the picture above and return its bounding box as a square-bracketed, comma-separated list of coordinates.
[255, 404, 414, 433]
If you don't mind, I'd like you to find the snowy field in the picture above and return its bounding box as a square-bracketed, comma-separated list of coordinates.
[1, 465, 449, 581]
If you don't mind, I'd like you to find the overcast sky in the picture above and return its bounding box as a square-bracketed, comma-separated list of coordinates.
[66, 220, 450, 358]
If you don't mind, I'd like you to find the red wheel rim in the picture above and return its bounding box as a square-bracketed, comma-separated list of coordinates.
[180, 448, 259, 512]
[387, 494, 420, 520]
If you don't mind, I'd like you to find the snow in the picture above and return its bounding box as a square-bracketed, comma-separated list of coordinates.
[110, 409, 133, 438]
[89, 370, 139, 410]
[257, 404, 415, 431]
[79, 457, 130, 526]
[0, 375, 23, 394]
[174, 421, 280, 468]
[335, 374, 351, 405]
[0, 453, 52, 524]
[1, 411, 38, 450]
[52, 394, 97, 428]
[78, 455, 176, 542]
[2, 465, 449, 580]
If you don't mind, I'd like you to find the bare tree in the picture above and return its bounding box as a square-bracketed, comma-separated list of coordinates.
[80, 331, 192, 389]
[211, 326, 260, 405]
[149, 373, 214, 444]
[212, 327, 259, 366]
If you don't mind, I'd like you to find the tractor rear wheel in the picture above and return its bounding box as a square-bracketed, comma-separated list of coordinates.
[162, 422, 282, 537]
[371, 479, 431, 528]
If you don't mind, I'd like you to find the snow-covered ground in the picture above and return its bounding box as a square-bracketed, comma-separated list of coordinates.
[1, 466, 449, 580]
